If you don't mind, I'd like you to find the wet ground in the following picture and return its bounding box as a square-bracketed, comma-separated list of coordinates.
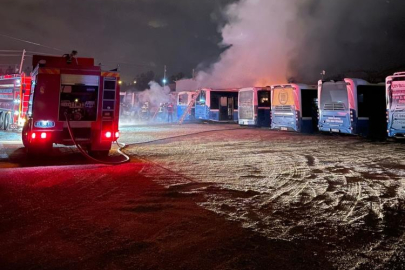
[1, 124, 404, 269]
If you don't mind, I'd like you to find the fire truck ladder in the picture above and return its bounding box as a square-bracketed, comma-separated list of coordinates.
[178, 89, 201, 125]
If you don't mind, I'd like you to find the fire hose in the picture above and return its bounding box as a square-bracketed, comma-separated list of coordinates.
[66, 112, 245, 165]
[65, 112, 130, 165]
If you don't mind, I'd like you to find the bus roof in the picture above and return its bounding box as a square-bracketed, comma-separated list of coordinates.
[271, 83, 316, 90]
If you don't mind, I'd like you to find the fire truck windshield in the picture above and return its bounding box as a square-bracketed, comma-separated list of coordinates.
[59, 84, 98, 121]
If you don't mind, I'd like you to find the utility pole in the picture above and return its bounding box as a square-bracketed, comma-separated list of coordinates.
[19, 49, 26, 74]
[163, 65, 167, 88]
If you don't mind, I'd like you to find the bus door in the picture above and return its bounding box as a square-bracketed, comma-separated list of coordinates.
[227, 97, 234, 120]
[357, 85, 386, 139]
[301, 90, 318, 133]
[219, 96, 228, 120]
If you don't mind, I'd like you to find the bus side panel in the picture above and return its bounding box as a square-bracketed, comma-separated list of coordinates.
[209, 110, 220, 121]
[195, 105, 209, 120]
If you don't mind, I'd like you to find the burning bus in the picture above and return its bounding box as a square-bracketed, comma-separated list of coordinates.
[318, 78, 386, 137]
[271, 84, 318, 133]
[195, 88, 239, 122]
[238, 87, 271, 127]
[386, 72, 405, 138]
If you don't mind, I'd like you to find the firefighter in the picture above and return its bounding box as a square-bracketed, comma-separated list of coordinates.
[141, 102, 150, 120]
[167, 102, 174, 123]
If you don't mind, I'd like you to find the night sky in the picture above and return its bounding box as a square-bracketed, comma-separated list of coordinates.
[0, 0, 233, 81]
[1, 0, 405, 85]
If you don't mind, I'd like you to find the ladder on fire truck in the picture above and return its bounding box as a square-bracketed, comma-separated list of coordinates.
[178, 89, 201, 125]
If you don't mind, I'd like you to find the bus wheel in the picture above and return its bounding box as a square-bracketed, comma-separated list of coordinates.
[0, 112, 4, 129]
[3, 112, 10, 130]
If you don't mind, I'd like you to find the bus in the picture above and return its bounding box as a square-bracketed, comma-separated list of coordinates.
[318, 78, 386, 137]
[386, 72, 405, 138]
[238, 87, 271, 127]
[195, 88, 239, 122]
[177, 91, 197, 122]
[271, 84, 318, 133]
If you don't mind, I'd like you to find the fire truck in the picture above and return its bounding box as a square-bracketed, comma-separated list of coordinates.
[0, 73, 31, 130]
[22, 53, 121, 156]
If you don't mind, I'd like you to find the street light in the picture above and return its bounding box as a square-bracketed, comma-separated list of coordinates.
[118, 80, 122, 85]
[162, 78, 167, 84]
[133, 80, 137, 84]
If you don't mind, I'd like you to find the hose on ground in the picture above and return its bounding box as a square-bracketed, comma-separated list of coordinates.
[65, 112, 130, 165]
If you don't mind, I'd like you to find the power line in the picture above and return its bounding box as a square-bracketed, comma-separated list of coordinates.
[0, 54, 27, 57]
[0, 33, 64, 52]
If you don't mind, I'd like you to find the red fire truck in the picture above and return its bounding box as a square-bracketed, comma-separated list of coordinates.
[22, 54, 121, 156]
[0, 73, 31, 130]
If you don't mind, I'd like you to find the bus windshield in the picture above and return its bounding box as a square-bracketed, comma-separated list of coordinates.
[390, 80, 405, 111]
[320, 82, 348, 111]
[239, 90, 254, 119]
[178, 93, 189, 105]
[239, 90, 253, 107]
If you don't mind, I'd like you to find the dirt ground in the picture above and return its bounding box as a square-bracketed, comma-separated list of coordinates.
[0, 124, 404, 269]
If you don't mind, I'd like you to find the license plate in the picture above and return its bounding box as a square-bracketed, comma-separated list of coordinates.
[281, 127, 287, 131]
[9, 124, 18, 129]
[331, 129, 340, 133]
[34, 120, 55, 128]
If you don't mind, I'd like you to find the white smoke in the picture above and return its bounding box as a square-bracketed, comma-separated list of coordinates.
[137, 81, 172, 107]
[197, 0, 299, 88]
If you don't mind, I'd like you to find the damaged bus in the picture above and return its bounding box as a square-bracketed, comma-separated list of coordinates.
[271, 84, 318, 133]
[194, 88, 239, 122]
[318, 78, 386, 138]
[386, 72, 405, 138]
[238, 87, 271, 127]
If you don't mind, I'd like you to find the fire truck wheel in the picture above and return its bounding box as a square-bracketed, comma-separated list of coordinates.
[3, 112, 10, 130]
[22, 123, 29, 148]
[88, 150, 110, 158]
[0, 112, 4, 129]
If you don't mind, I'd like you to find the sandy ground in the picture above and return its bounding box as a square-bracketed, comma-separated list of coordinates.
[0, 123, 404, 269]
[123, 124, 405, 270]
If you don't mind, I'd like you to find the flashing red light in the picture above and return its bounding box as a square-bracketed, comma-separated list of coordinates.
[41, 132, 47, 139]
[105, 131, 112, 138]
[31, 132, 36, 139]
[115, 131, 120, 138]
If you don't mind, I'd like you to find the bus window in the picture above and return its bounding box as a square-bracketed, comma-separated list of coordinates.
[258, 90, 270, 107]
[357, 87, 367, 117]
[178, 93, 188, 105]
[320, 82, 348, 111]
[211, 93, 220, 109]
[196, 91, 206, 105]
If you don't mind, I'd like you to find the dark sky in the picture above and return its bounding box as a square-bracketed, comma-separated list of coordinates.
[0, 0, 233, 81]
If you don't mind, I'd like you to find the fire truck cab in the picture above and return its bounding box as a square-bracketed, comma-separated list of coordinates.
[22, 54, 121, 156]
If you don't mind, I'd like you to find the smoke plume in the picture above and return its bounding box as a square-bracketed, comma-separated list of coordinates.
[137, 81, 172, 107]
[197, 0, 298, 88]
[197, 0, 405, 87]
